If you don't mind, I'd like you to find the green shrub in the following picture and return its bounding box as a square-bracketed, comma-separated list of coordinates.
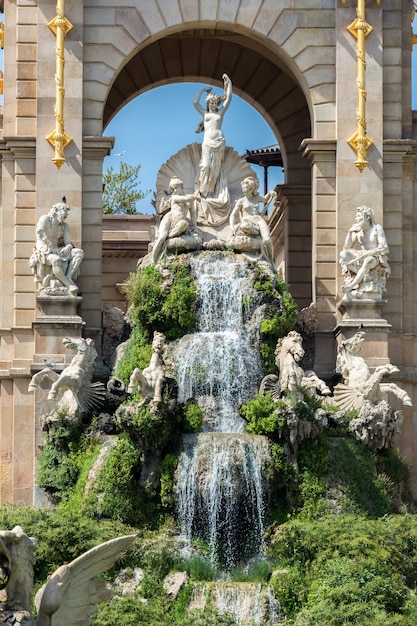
[36, 421, 85, 503]
[124, 263, 197, 340]
[181, 401, 203, 433]
[230, 559, 272, 583]
[121, 402, 173, 449]
[81, 436, 150, 526]
[328, 438, 393, 516]
[0, 504, 137, 584]
[182, 555, 219, 581]
[268, 514, 417, 625]
[375, 447, 415, 512]
[270, 566, 307, 618]
[240, 392, 283, 436]
[114, 322, 152, 384]
[159, 453, 179, 509]
[253, 267, 298, 373]
[63, 441, 102, 513]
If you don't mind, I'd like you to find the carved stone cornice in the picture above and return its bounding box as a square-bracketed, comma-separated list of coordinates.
[383, 139, 417, 162]
[300, 139, 337, 163]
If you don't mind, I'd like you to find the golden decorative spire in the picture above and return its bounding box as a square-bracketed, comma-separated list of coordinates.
[46, 0, 73, 169]
[341, 0, 381, 171]
[411, 1, 417, 45]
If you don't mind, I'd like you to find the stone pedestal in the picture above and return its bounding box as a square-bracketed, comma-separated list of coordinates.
[32, 296, 84, 370]
[335, 298, 391, 368]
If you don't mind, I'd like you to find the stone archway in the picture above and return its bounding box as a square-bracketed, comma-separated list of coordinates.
[102, 29, 313, 307]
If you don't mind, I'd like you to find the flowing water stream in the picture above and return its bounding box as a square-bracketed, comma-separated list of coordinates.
[173, 253, 272, 566]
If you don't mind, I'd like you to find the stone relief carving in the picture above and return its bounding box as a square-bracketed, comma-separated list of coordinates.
[228, 176, 277, 270]
[127, 330, 167, 411]
[29, 199, 84, 297]
[340, 205, 390, 300]
[0, 525, 134, 626]
[334, 331, 412, 450]
[28, 337, 105, 424]
[152, 177, 202, 264]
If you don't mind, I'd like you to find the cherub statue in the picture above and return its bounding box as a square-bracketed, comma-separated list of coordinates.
[127, 331, 166, 411]
[152, 176, 201, 264]
[228, 176, 277, 270]
[29, 199, 84, 297]
[340, 205, 390, 299]
[0, 525, 135, 625]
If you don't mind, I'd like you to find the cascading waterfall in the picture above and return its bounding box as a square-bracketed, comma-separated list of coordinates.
[173, 253, 273, 567]
[176, 433, 272, 566]
[173, 253, 262, 432]
[189, 582, 284, 626]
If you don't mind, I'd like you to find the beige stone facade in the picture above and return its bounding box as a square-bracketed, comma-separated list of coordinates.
[1, 0, 417, 504]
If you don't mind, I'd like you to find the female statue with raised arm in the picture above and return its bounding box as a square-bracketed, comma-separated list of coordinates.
[194, 73, 232, 197]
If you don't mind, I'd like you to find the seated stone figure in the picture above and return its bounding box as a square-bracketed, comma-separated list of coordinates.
[228, 176, 277, 270]
[29, 199, 84, 297]
[127, 331, 166, 410]
[152, 176, 201, 264]
[339, 205, 390, 300]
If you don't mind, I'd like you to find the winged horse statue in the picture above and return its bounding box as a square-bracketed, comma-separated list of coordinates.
[0, 525, 135, 625]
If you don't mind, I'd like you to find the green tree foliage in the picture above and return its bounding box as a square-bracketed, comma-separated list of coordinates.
[268, 514, 417, 625]
[102, 161, 149, 214]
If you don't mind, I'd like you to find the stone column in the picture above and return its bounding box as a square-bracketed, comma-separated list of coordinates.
[80, 136, 114, 360]
[274, 184, 312, 311]
[301, 139, 337, 377]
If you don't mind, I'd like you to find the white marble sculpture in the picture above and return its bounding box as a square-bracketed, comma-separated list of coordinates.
[0, 525, 134, 626]
[340, 205, 390, 300]
[29, 199, 84, 297]
[260, 330, 331, 402]
[333, 330, 412, 411]
[259, 331, 330, 450]
[334, 331, 412, 449]
[228, 176, 277, 270]
[193, 73, 232, 222]
[152, 176, 202, 264]
[127, 330, 166, 411]
[28, 337, 105, 423]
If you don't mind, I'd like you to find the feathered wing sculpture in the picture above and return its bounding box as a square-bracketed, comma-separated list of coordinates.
[35, 534, 136, 626]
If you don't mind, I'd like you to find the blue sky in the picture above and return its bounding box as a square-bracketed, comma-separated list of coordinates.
[104, 83, 284, 214]
[105, 43, 417, 214]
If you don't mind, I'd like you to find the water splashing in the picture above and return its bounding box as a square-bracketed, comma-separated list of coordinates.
[174, 253, 273, 567]
[172, 253, 262, 432]
[177, 433, 272, 567]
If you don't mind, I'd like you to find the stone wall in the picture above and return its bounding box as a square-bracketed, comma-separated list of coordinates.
[0, 0, 416, 503]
